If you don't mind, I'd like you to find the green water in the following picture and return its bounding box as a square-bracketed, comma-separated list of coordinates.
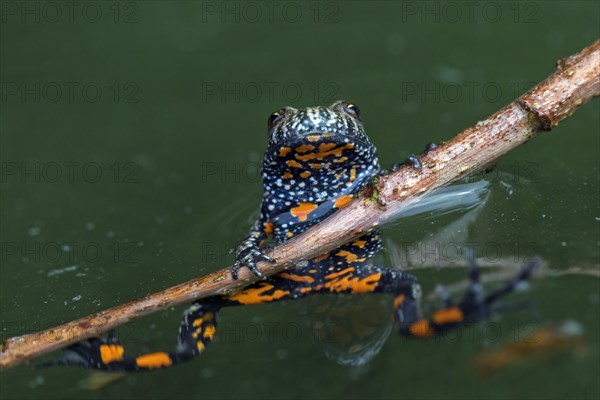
[1, 1, 599, 399]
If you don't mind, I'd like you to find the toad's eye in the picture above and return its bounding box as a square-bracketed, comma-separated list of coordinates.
[268, 109, 286, 130]
[342, 102, 361, 120]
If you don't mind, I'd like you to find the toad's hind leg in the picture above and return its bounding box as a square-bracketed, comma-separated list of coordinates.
[397, 257, 538, 338]
[40, 300, 222, 371]
[304, 260, 537, 338]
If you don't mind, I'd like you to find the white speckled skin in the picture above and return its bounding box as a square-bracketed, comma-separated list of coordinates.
[233, 101, 381, 274]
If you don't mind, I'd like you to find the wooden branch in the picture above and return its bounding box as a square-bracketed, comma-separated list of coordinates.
[2, 40, 599, 370]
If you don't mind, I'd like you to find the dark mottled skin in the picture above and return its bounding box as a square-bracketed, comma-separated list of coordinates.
[232, 100, 381, 279]
[44, 101, 536, 371]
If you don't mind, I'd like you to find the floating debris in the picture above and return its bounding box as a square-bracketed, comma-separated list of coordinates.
[28, 227, 41, 237]
[47, 265, 78, 277]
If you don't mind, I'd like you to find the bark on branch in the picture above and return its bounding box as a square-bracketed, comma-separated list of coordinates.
[1, 39, 599, 370]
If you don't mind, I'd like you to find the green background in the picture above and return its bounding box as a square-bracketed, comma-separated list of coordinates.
[1, 1, 598, 399]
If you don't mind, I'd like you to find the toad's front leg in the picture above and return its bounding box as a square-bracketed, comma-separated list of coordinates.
[231, 217, 276, 280]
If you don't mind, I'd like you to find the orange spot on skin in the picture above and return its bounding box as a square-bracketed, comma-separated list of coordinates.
[409, 320, 434, 337]
[333, 156, 348, 163]
[197, 342, 205, 352]
[308, 269, 317, 273]
[393, 294, 405, 309]
[203, 324, 216, 339]
[295, 144, 315, 153]
[300, 171, 311, 178]
[334, 195, 353, 209]
[136, 352, 172, 369]
[100, 344, 124, 364]
[335, 250, 365, 263]
[295, 143, 355, 161]
[278, 272, 315, 283]
[193, 318, 203, 327]
[283, 172, 293, 179]
[432, 307, 464, 325]
[290, 202, 318, 222]
[286, 231, 293, 237]
[319, 143, 337, 151]
[350, 168, 357, 181]
[312, 254, 329, 262]
[300, 287, 313, 294]
[264, 222, 274, 235]
[322, 133, 333, 137]
[325, 267, 355, 280]
[324, 272, 382, 294]
[228, 283, 291, 304]
[352, 238, 367, 248]
[309, 163, 323, 169]
[279, 147, 292, 157]
[286, 160, 302, 168]
[307, 135, 320, 142]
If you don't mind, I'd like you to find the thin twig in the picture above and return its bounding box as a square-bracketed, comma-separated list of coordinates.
[1, 40, 598, 370]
